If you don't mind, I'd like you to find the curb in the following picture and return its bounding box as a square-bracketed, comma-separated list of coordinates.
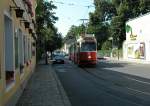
[107, 58, 150, 64]
[51, 65, 72, 106]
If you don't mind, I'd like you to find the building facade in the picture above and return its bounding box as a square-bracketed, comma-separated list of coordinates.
[123, 13, 150, 63]
[0, 0, 37, 105]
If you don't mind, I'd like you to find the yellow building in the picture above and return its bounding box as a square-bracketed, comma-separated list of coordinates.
[0, 0, 37, 105]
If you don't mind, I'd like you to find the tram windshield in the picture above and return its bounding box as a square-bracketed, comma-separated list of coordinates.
[81, 42, 96, 52]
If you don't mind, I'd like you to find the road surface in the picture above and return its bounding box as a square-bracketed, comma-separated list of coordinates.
[53, 59, 150, 106]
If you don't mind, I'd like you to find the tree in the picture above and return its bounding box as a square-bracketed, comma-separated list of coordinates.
[36, 0, 62, 63]
[111, 0, 150, 49]
[139, 0, 150, 14]
[101, 40, 112, 50]
[66, 25, 85, 37]
[66, 0, 150, 51]
[88, 0, 150, 51]
[88, 0, 116, 50]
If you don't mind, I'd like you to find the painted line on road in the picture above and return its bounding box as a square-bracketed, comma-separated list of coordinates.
[125, 77, 150, 85]
[57, 69, 67, 73]
[126, 87, 150, 96]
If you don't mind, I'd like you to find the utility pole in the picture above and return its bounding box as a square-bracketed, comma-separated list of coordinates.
[80, 19, 88, 35]
[80, 19, 88, 26]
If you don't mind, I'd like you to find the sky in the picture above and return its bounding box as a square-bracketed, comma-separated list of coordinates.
[51, 0, 95, 37]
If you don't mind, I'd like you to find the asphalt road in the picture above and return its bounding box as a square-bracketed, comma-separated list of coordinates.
[52, 59, 150, 106]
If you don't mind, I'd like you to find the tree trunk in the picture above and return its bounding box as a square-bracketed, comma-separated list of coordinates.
[50, 51, 53, 60]
[45, 51, 48, 64]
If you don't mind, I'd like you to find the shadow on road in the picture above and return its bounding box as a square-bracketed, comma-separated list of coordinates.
[79, 60, 129, 69]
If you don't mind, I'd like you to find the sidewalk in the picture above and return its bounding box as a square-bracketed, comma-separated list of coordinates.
[103, 57, 150, 80]
[104, 56, 150, 64]
[16, 61, 71, 106]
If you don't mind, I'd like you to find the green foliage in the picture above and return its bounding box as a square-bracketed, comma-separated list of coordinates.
[88, 0, 116, 50]
[126, 24, 131, 33]
[36, 0, 62, 60]
[112, 48, 123, 58]
[88, 0, 150, 50]
[101, 40, 112, 50]
[139, 0, 150, 14]
[110, 15, 126, 48]
[98, 49, 123, 58]
[110, 0, 150, 49]
[66, 25, 85, 37]
[98, 50, 112, 57]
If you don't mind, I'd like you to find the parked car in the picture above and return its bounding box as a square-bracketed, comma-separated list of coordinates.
[53, 55, 65, 64]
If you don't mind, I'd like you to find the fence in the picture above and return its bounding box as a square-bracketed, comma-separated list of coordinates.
[98, 49, 123, 59]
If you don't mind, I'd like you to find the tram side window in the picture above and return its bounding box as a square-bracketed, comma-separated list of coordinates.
[81, 42, 96, 51]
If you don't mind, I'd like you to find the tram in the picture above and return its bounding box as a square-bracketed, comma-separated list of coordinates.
[69, 34, 97, 66]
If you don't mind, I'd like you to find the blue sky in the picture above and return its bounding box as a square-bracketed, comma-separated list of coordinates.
[51, 0, 95, 37]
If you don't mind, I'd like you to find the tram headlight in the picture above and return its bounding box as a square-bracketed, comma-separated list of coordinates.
[88, 55, 91, 59]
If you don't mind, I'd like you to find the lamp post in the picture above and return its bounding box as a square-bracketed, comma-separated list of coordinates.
[117, 37, 119, 60]
[108, 37, 113, 58]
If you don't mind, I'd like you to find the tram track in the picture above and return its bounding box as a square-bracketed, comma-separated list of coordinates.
[54, 60, 150, 105]
[61, 62, 143, 105]
[67, 60, 150, 94]
[85, 64, 150, 93]
[77, 66, 150, 106]
[58, 60, 150, 105]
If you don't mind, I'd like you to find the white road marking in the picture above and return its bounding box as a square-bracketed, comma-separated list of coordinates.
[125, 77, 150, 85]
[126, 87, 150, 96]
[57, 69, 66, 73]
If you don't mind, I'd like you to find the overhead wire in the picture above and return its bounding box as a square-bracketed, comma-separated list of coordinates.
[52, 0, 94, 25]
[51, 0, 94, 7]
[50, 0, 95, 34]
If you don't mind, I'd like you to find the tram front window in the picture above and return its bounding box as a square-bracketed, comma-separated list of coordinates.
[81, 42, 96, 52]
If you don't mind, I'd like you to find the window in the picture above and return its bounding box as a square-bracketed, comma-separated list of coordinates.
[18, 30, 24, 74]
[81, 42, 96, 52]
[24, 36, 26, 63]
[24, 36, 30, 66]
[24, 36, 28, 63]
[4, 15, 15, 87]
[28, 38, 31, 59]
[32, 42, 36, 56]
[15, 31, 19, 69]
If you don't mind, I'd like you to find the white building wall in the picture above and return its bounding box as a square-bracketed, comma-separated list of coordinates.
[124, 13, 150, 62]
[126, 13, 150, 42]
[145, 41, 150, 61]
[123, 41, 127, 60]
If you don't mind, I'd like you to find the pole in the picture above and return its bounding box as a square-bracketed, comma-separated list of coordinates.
[80, 19, 88, 34]
[117, 38, 119, 60]
[45, 38, 48, 64]
[111, 39, 113, 58]
[108, 37, 113, 58]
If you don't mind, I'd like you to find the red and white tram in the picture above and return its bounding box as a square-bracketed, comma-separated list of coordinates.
[69, 34, 97, 66]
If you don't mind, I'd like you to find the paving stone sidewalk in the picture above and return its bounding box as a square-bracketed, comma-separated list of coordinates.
[16, 61, 71, 106]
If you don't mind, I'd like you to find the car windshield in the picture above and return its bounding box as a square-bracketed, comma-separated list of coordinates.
[54, 55, 64, 59]
[81, 42, 96, 52]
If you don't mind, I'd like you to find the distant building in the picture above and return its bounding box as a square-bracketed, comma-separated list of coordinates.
[63, 35, 77, 54]
[0, 0, 37, 105]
